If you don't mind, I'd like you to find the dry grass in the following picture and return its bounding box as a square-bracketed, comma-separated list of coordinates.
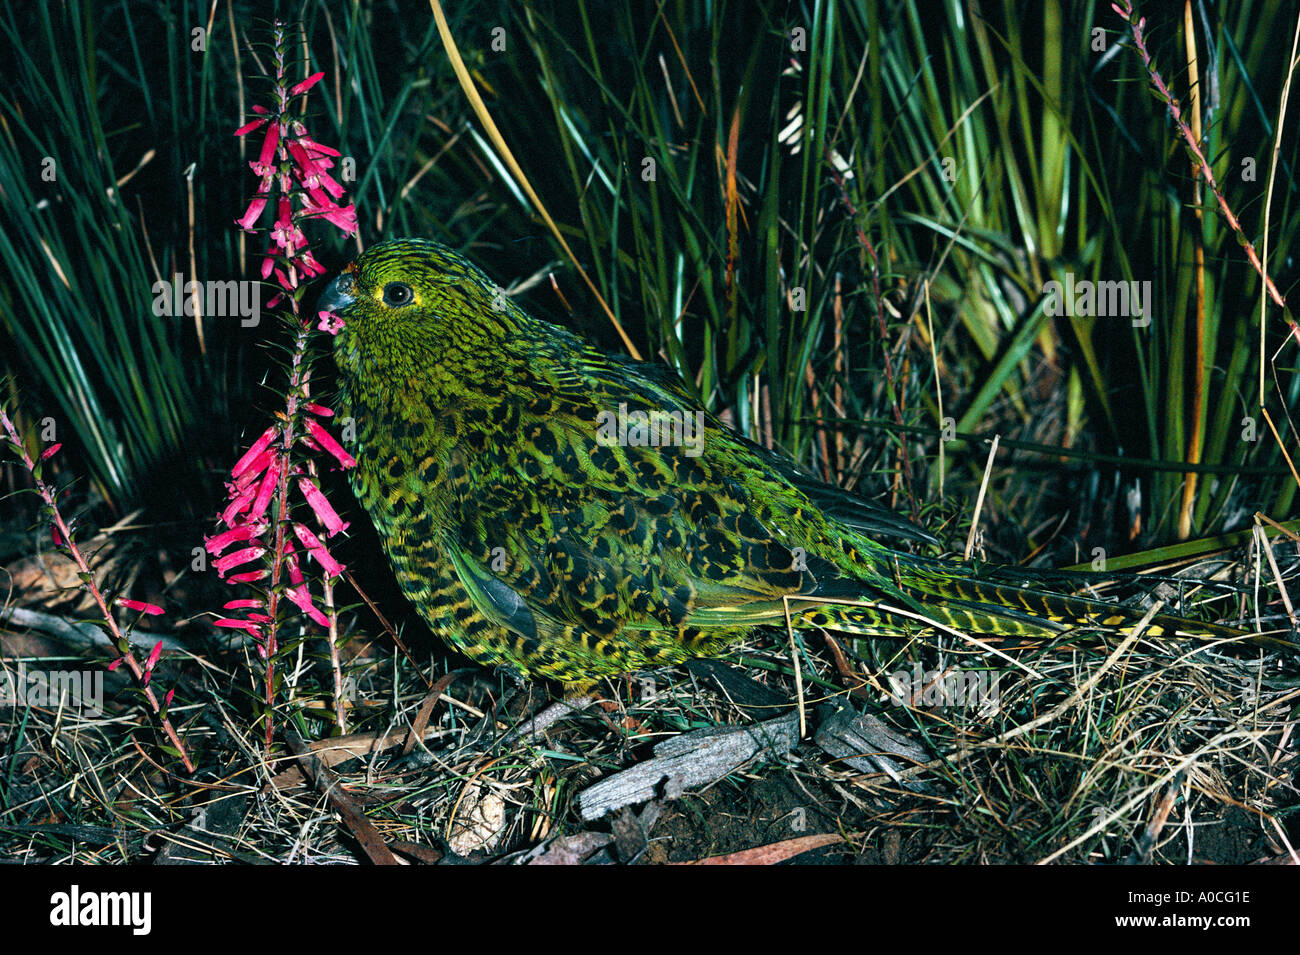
[2, 523, 1295, 865]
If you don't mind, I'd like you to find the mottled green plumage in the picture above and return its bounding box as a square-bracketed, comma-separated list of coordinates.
[318, 238, 1243, 685]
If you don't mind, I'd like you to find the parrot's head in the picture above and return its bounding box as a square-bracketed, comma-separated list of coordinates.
[318, 238, 527, 391]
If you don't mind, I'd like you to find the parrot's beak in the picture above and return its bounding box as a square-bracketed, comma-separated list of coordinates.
[316, 270, 357, 316]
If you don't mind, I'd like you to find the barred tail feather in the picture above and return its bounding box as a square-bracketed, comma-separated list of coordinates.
[798, 574, 1254, 643]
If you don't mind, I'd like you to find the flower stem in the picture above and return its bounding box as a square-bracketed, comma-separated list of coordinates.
[0, 406, 195, 773]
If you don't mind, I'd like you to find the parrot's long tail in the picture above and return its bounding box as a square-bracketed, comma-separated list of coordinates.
[796, 556, 1281, 648]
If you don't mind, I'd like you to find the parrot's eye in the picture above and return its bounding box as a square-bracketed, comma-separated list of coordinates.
[382, 282, 414, 307]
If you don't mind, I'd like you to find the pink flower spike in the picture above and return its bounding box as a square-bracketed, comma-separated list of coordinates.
[107, 656, 125, 672]
[231, 426, 279, 479]
[145, 640, 164, 673]
[304, 402, 334, 418]
[39, 443, 62, 461]
[164, 688, 175, 709]
[119, 598, 164, 616]
[304, 418, 356, 469]
[289, 71, 325, 96]
[223, 598, 264, 610]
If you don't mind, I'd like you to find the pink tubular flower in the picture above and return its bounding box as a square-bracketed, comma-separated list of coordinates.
[292, 126, 339, 157]
[119, 598, 164, 616]
[289, 71, 325, 96]
[271, 198, 299, 259]
[231, 426, 278, 479]
[304, 417, 356, 468]
[281, 538, 304, 585]
[298, 477, 349, 535]
[302, 196, 358, 234]
[220, 481, 259, 526]
[233, 117, 268, 139]
[214, 618, 263, 635]
[254, 120, 280, 172]
[228, 569, 269, 584]
[39, 443, 61, 461]
[286, 585, 330, 627]
[142, 640, 164, 685]
[246, 458, 284, 525]
[293, 522, 345, 577]
[215, 545, 267, 577]
[236, 195, 269, 232]
[206, 523, 264, 556]
[223, 598, 264, 610]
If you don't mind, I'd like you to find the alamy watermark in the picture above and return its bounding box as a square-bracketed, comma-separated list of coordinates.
[595, 403, 705, 457]
[882, 664, 1001, 715]
[49, 885, 150, 935]
[0, 661, 104, 717]
[151, 274, 261, 327]
[1043, 271, 1151, 327]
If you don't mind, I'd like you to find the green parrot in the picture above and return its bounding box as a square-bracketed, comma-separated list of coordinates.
[315, 238, 1252, 687]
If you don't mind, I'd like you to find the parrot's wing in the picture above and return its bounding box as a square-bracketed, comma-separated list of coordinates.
[437, 381, 876, 643]
[599, 344, 940, 545]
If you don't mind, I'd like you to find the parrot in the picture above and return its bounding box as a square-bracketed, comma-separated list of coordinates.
[315, 238, 1258, 688]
